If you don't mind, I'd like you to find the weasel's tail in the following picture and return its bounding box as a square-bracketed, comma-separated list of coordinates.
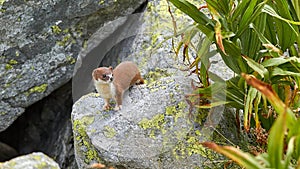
[136, 78, 145, 85]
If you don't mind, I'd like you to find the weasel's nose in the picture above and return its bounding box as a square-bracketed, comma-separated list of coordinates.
[110, 77, 113, 81]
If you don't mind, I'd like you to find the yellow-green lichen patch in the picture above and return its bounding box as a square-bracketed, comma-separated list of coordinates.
[15, 51, 19, 57]
[139, 114, 166, 139]
[66, 55, 76, 64]
[34, 161, 47, 168]
[166, 101, 186, 122]
[8, 59, 18, 65]
[73, 116, 102, 164]
[32, 154, 42, 161]
[138, 101, 188, 139]
[5, 64, 13, 70]
[147, 79, 175, 93]
[172, 133, 215, 161]
[103, 125, 117, 138]
[0, 112, 7, 115]
[0, 8, 5, 13]
[144, 68, 172, 85]
[99, 0, 105, 5]
[51, 25, 62, 34]
[4, 83, 10, 88]
[82, 40, 88, 49]
[165, 106, 176, 116]
[63, 28, 70, 34]
[170, 110, 222, 164]
[5, 59, 18, 70]
[0, 0, 5, 5]
[178, 101, 186, 109]
[26, 84, 48, 96]
[57, 34, 72, 46]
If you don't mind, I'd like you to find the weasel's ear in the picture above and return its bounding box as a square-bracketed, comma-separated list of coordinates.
[109, 66, 113, 71]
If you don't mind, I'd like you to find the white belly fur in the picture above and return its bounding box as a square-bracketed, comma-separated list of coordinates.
[94, 81, 115, 99]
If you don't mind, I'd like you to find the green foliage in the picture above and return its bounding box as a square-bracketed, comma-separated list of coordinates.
[203, 75, 300, 169]
[168, 0, 300, 126]
[168, 0, 300, 168]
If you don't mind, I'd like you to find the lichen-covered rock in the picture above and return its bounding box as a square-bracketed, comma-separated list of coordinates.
[0, 152, 60, 169]
[72, 76, 200, 168]
[0, 0, 146, 132]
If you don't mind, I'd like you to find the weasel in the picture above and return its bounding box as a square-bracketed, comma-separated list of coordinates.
[92, 61, 144, 110]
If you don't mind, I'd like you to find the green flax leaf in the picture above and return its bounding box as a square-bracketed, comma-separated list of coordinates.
[242, 55, 268, 78]
[263, 4, 300, 26]
[267, 108, 286, 168]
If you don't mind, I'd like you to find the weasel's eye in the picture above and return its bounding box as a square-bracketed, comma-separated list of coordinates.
[102, 74, 106, 78]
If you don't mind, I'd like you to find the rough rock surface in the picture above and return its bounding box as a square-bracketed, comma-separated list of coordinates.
[72, 77, 240, 169]
[0, 152, 60, 169]
[0, 0, 146, 132]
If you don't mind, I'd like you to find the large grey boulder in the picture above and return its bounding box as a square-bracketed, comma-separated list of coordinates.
[72, 76, 240, 168]
[0, 0, 146, 132]
[0, 152, 60, 169]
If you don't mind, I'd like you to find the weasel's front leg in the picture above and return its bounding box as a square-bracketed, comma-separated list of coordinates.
[114, 105, 122, 111]
[103, 98, 111, 110]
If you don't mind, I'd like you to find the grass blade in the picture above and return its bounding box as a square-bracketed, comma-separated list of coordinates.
[244, 86, 258, 132]
[267, 106, 286, 168]
[272, 67, 300, 77]
[235, 0, 268, 38]
[242, 55, 269, 79]
[206, 0, 230, 16]
[168, 0, 214, 35]
[291, 0, 300, 20]
[262, 56, 300, 67]
[263, 3, 300, 26]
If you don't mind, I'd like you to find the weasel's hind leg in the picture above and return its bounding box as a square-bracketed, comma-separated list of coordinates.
[130, 73, 145, 85]
[114, 91, 124, 111]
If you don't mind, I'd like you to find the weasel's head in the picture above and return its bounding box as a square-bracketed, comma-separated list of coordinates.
[92, 66, 113, 84]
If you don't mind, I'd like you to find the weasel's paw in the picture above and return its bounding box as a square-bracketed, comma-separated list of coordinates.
[114, 105, 122, 111]
[103, 104, 111, 110]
